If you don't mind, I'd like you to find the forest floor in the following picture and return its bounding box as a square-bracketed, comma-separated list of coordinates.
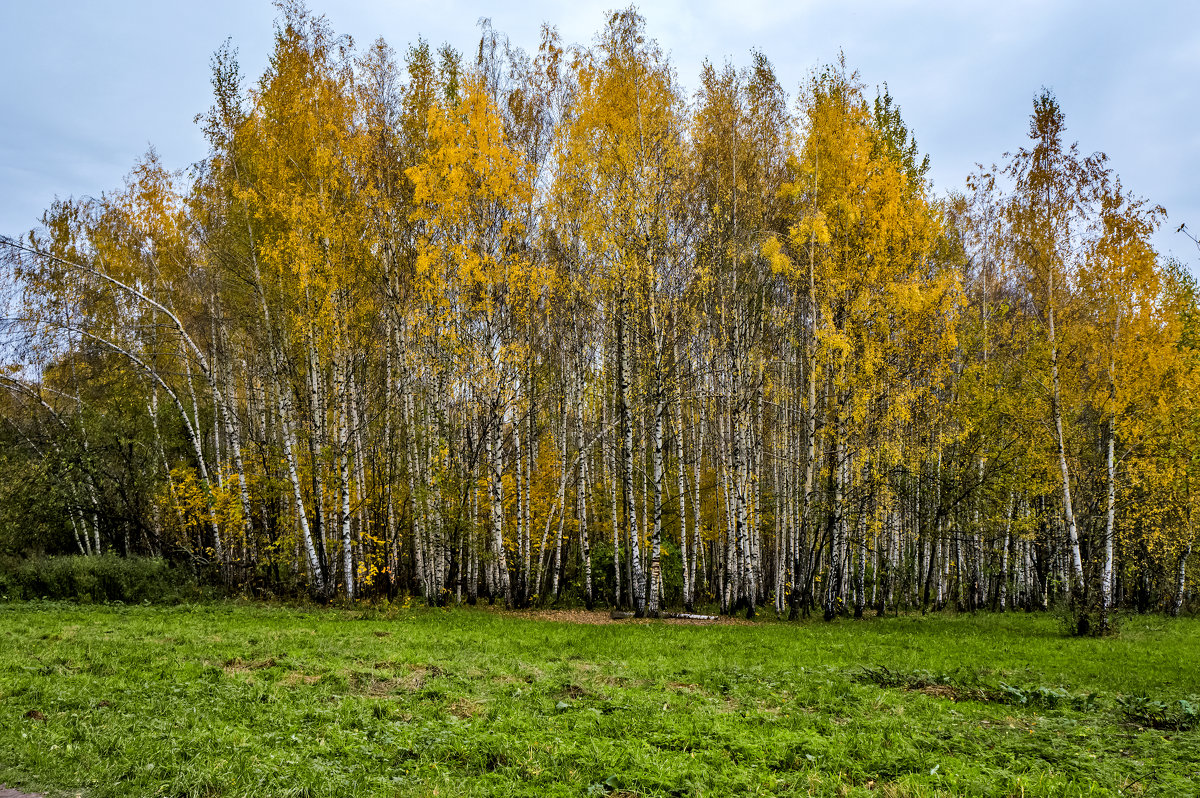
[0, 602, 1197, 797]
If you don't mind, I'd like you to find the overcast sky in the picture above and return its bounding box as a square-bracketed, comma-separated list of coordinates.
[2, 1, 1197, 264]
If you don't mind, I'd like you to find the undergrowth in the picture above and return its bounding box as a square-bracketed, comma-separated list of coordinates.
[0, 555, 211, 603]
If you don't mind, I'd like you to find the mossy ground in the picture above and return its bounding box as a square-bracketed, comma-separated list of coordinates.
[1, 602, 1197, 797]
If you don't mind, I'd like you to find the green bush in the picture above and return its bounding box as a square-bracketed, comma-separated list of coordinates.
[0, 555, 206, 603]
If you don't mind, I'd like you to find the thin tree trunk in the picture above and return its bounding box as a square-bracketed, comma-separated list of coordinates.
[1048, 301, 1086, 599]
[672, 353, 691, 611]
[619, 307, 645, 615]
[577, 403, 593, 608]
[489, 417, 511, 606]
[1102, 334, 1118, 620]
[1173, 542, 1191, 617]
[648, 382, 665, 616]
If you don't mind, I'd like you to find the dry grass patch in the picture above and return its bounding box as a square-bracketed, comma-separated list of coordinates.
[223, 656, 277, 674]
[597, 673, 631, 687]
[356, 676, 404, 696]
[917, 684, 958, 700]
[666, 681, 701, 694]
[398, 664, 430, 690]
[447, 697, 485, 719]
[281, 671, 320, 686]
[553, 683, 601, 701]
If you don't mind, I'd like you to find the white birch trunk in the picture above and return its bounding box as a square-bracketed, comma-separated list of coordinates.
[1048, 300, 1086, 597]
[576, 400, 593, 607]
[337, 352, 354, 601]
[672, 364, 690, 610]
[1173, 542, 1191, 617]
[489, 418, 511, 605]
[273, 367, 325, 594]
[648, 386, 665, 616]
[1102, 338, 1117, 615]
[619, 310, 644, 615]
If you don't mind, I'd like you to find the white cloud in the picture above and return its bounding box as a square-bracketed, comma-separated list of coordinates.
[1, 0, 1196, 263]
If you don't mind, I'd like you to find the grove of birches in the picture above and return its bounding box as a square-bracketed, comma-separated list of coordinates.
[3, 4, 1197, 633]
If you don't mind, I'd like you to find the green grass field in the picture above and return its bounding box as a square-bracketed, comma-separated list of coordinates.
[1, 603, 1197, 797]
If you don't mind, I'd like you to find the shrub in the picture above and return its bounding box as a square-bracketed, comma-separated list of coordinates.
[1052, 595, 1121, 638]
[0, 554, 206, 603]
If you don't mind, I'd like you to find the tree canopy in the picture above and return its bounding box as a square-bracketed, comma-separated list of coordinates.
[1, 5, 1194, 626]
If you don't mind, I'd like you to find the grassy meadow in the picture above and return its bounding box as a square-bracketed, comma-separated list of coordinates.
[1, 602, 1197, 797]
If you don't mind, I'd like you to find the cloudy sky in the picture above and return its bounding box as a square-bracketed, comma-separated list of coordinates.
[2, 0, 1197, 263]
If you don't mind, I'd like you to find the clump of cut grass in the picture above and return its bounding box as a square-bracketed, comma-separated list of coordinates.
[1116, 695, 1200, 730]
[854, 665, 1103, 710]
